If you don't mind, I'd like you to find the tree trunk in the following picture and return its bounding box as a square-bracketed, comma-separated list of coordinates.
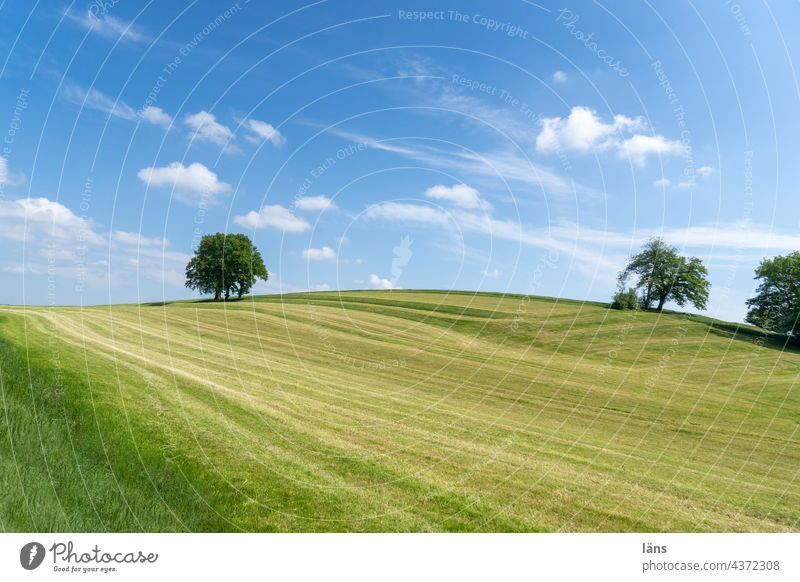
[656, 297, 667, 312]
[214, 290, 221, 301]
[238, 288, 244, 299]
[643, 284, 653, 309]
[224, 288, 230, 301]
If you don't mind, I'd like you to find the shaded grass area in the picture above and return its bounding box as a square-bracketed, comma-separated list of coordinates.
[0, 327, 234, 531]
[1, 291, 799, 532]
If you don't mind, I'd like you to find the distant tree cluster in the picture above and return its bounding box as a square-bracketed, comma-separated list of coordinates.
[612, 238, 800, 344]
[185, 233, 268, 301]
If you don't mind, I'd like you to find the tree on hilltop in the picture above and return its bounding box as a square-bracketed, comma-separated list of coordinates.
[617, 237, 709, 312]
[185, 233, 268, 300]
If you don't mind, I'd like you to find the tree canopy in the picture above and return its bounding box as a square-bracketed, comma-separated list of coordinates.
[185, 233, 268, 300]
[745, 252, 800, 342]
[617, 237, 710, 311]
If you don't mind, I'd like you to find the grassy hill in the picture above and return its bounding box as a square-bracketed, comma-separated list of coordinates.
[1, 290, 798, 532]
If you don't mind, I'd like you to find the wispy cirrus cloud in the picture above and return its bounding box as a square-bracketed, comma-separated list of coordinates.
[61, 84, 173, 128]
[318, 124, 593, 198]
[62, 84, 138, 121]
[66, 9, 149, 44]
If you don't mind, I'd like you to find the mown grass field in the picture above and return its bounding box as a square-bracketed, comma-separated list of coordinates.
[1, 290, 798, 532]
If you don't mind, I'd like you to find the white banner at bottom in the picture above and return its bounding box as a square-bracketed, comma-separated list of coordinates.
[0, 533, 797, 581]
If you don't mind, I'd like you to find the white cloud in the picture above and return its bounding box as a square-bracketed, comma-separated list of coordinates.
[111, 230, 170, 248]
[653, 178, 671, 187]
[364, 202, 451, 227]
[0, 199, 195, 295]
[424, 184, 483, 209]
[536, 106, 685, 166]
[657, 222, 800, 251]
[62, 84, 137, 121]
[363, 201, 619, 273]
[62, 85, 171, 129]
[536, 106, 643, 153]
[0, 157, 25, 186]
[295, 195, 336, 211]
[185, 111, 234, 147]
[233, 205, 310, 232]
[302, 246, 336, 261]
[368, 274, 398, 289]
[697, 165, 716, 177]
[314, 283, 332, 291]
[552, 70, 568, 83]
[138, 106, 173, 128]
[0, 197, 103, 244]
[137, 162, 232, 203]
[483, 268, 502, 279]
[618, 134, 687, 166]
[318, 125, 593, 197]
[242, 118, 286, 147]
[67, 9, 149, 43]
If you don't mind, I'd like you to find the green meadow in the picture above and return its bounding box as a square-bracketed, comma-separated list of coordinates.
[1, 290, 798, 532]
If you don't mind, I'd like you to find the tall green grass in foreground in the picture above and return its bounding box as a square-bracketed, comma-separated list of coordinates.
[1, 291, 798, 532]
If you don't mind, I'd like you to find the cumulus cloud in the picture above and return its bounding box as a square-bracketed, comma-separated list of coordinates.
[242, 118, 286, 147]
[296, 195, 336, 211]
[368, 274, 398, 289]
[138, 106, 173, 128]
[302, 246, 336, 261]
[233, 205, 310, 232]
[424, 184, 484, 209]
[618, 134, 687, 166]
[137, 162, 232, 203]
[314, 283, 332, 291]
[536, 106, 685, 165]
[185, 111, 234, 147]
[536, 106, 643, 153]
[0, 197, 103, 244]
[483, 268, 502, 279]
[697, 165, 716, 177]
[653, 178, 671, 187]
[552, 70, 568, 83]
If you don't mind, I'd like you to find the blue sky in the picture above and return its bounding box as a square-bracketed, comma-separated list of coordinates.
[1, 0, 799, 322]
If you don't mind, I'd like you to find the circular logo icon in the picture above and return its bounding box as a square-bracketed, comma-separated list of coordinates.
[20, 542, 45, 570]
